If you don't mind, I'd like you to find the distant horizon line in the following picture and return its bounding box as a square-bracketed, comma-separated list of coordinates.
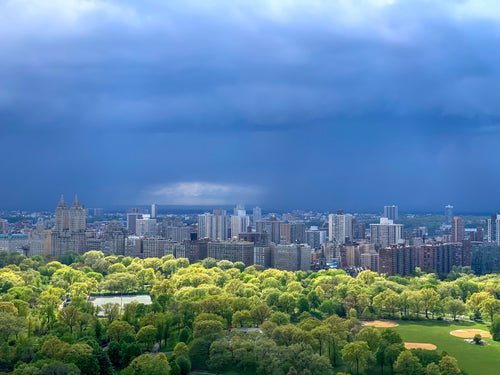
[0, 203, 496, 217]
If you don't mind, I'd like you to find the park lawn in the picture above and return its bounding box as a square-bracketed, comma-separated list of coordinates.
[393, 320, 500, 375]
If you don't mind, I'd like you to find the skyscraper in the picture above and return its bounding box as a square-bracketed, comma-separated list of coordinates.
[370, 217, 403, 248]
[328, 210, 353, 244]
[198, 210, 229, 240]
[383, 205, 399, 221]
[451, 216, 465, 242]
[445, 205, 454, 225]
[487, 214, 500, 244]
[151, 203, 157, 219]
[253, 206, 262, 223]
[127, 208, 143, 235]
[51, 196, 87, 255]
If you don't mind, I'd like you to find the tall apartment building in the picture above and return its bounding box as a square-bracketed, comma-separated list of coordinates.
[161, 225, 192, 242]
[127, 209, 143, 235]
[51, 196, 87, 256]
[136, 215, 157, 236]
[445, 205, 454, 225]
[198, 210, 229, 241]
[254, 246, 271, 267]
[487, 214, 500, 244]
[271, 244, 311, 271]
[383, 205, 399, 221]
[379, 244, 416, 276]
[361, 250, 379, 272]
[101, 221, 127, 255]
[207, 241, 254, 266]
[230, 215, 250, 239]
[451, 217, 465, 242]
[29, 220, 51, 256]
[256, 220, 282, 244]
[471, 242, 500, 275]
[279, 222, 306, 244]
[328, 210, 353, 243]
[305, 226, 327, 249]
[416, 242, 470, 274]
[252, 206, 262, 223]
[370, 218, 403, 248]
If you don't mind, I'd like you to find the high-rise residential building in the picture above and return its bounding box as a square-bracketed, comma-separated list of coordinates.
[328, 210, 353, 244]
[416, 242, 471, 274]
[136, 215, 157, 236]
[55, 196, 70, 231]
[361, 250, 379, 272]
[101, 221, 127, 255]
[230, 215, 250, 238]
[321, 242, 341, 264]
[471, 242, 500, 275]
[127, 209, 143, 235]
[271, 244, 311, 271]
[151, 204, 157, 219]
[370, 218, 403, 248]
[51, 196, 87, 256]
[29, 219, 51, 256]
[198, 210, 229, 241]
[445, 205, 454, 225]
[383, 205, 399, 221]
[451, 217, 465, 243]
[379, 244, 416, 276]
[234, 204, 246, 217]
[306, 226, 327, 249]
[487, 214, 500, 244]
[253, 206, 262, 223]
[256, 219, 282, 244]
[207, 241, 254, 266]
[69, 196, 86, 232]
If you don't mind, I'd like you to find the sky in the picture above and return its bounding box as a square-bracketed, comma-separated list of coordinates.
[1, 0, 500, 213]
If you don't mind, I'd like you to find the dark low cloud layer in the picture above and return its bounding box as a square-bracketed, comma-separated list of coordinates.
[1, 0, 500, 212]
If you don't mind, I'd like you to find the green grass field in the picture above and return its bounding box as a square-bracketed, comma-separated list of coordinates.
[393, 320, 500, 375]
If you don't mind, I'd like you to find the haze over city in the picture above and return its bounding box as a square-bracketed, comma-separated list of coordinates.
[2, 0, 500, 212]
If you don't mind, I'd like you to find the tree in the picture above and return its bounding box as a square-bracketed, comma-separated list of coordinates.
[342, 341, 370, 374]
[75, 354, 100, 375]
[58, 305, 81, 334]
[356, 326, 381, 352]
[480, 297, 500, 322]
[107, 320, 135, 342]
[0, 312, 24, 341]
[425, 362, 441, 375]
[439, 355, 461, 375]
[420, 288, 440, 319]
[444, 299, 466, 320]
[208, 340, 231, 373]
[136, 325, 157, 350]
[393, 351, 423, 375]
[250, 304, 272, 325]
[490, 316, 500, 341]
[466, 292, 491, 318]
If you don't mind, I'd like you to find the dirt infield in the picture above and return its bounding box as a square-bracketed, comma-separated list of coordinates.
[405, 342, 437, 350]
[362, 320, 399, 328]
[449, 329, 492, 338]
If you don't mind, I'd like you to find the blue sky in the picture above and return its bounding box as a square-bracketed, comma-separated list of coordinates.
[1, 0, 500, 212]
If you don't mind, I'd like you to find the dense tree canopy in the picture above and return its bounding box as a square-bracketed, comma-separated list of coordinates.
[0, 250, 497, 374]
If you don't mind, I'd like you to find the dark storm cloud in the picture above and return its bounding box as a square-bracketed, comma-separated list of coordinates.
[1, 0, 500, 211]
